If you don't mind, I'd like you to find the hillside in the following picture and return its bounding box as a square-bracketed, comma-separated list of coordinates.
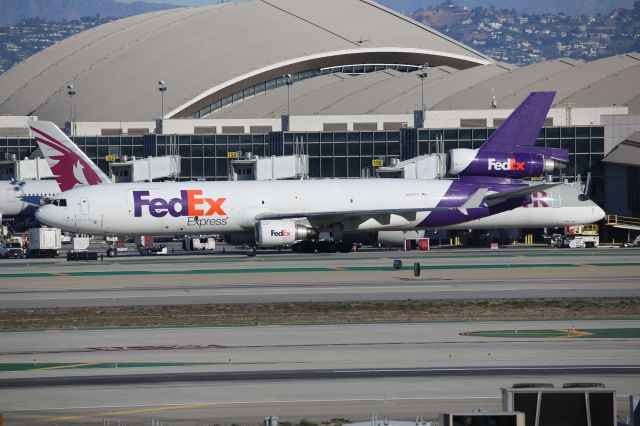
[379, 0, 636, 15]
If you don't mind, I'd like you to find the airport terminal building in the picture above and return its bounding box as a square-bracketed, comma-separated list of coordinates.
[0, 0, 638, 237]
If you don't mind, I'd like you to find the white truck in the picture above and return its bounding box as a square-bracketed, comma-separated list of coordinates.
[0, 237, 26, 259]
[27, 227, 62, 258]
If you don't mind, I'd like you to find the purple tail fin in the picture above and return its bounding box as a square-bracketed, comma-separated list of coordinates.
[480, 91, 555, 152]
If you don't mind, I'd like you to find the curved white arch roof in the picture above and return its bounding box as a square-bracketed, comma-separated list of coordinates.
[432, 53, 640, 113]
[208, 53, 640, 117]
[0, 0, 491, 123]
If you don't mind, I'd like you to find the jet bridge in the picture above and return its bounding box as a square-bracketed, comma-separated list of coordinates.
[229, 153, 309, 181]
[108, 155, 181, 182]
[0, 156, 54, 181]
[375, 154, 447, 179]
[606, 215, 640, 231]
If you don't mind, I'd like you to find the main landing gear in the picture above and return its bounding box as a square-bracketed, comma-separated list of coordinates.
[291, 240, 353, 254]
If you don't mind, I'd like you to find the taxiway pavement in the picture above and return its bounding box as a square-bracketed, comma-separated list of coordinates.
[0, 320, 638, 424]
[0, 248, 638, 308]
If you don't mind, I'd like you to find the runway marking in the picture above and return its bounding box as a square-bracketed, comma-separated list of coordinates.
[0, 362, 229, 372]
[43, 403, 210, 423]
[15, 396, 503, 416]
[558, 329, 593, 338]
[32, 362, 97, 371]
[463, 328, 640, 339]
[334, 366, 640, 373]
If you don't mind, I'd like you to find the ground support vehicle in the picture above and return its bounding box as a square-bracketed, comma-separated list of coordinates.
[551, 224, 599, 248]
[27, 227, 62, 258]
[182, 236, 216, 251]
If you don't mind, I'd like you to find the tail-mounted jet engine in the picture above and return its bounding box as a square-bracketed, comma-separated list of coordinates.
[255, 220, 317, 246]
[447, 148, 565, 178]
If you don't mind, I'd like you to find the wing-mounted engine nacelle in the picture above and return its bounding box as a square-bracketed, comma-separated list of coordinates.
[447, 148, 564, 178]
[255, 220, 317, 246]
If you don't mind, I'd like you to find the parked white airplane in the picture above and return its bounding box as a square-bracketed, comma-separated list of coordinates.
[32, 93, 605, 255]
[0, 125, 110, 228]
[0, 179, 59, 225]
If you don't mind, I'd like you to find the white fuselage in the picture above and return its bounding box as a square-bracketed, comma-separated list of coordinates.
[0, 180, 60, 218]
[35, 179, 605, 236]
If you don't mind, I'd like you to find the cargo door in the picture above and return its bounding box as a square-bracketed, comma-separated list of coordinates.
[80, 197, 89, 215]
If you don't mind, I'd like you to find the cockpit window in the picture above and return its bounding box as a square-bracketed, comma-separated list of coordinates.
[49, 199, 67, 207]
[578, 194, 590, 201]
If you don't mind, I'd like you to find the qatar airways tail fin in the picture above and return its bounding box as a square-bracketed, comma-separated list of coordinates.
[479, 91, 556, 152]
[30, 121, 111, 191]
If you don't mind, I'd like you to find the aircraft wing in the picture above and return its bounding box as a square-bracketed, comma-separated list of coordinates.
[256, 183, 561, 221]
[255, 206, 453, 221]
[482, 183, 561, 206]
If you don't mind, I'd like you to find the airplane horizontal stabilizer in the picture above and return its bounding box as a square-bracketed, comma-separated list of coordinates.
[483, 183, 560, 206]
[461, 188, 489, 209]
[510, 146, 569, 162]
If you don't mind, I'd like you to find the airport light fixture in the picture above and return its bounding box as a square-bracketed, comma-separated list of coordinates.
[285, 74, 293, 117]
[67, 84, 76, 137]
[158, 80, 167, 118]
[417, 63, 429, 125]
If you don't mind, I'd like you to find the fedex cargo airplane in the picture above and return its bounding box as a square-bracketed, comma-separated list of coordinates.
[33, 92, 604, 255]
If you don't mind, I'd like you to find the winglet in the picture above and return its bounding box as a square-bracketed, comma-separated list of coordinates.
[480, 92, 556, 152]
[30, 121, 111, 191]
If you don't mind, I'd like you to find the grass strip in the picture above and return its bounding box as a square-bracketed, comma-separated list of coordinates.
[1, 298, 638, 331]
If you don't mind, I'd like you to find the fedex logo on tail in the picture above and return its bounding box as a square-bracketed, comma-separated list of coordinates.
[488, 158, 525, 171]
[133, 190, 226, 218]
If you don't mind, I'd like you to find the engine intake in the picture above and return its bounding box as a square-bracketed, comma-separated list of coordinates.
[255, 220, 316, 246]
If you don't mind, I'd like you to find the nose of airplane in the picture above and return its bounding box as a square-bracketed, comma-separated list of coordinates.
[35, 205, 59, 227]
[593, 204, 606, 222]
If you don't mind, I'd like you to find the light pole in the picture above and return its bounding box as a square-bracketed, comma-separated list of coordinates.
[67, 84, 76, 136]
[284, 74, 293, 116]
[158, 80, 167, 118]
[417, 63, 429, 125]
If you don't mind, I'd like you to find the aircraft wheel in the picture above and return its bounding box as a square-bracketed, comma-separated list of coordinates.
[337, 241, 353, 253]
[326, 242, 338, 253]
[106, 248, 117, 258]
[291, 242, 304, 253]
[301, 240, 316, 253]
[315, 240, 328, 253]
